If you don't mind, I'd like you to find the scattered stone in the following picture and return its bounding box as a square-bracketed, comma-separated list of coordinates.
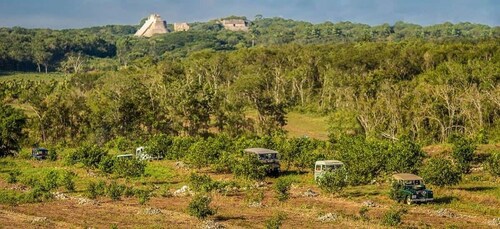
[248, 201, 263, 208]
[137, 207, 162, 215]
[362, 200, 377, 207]
[10, 184, 28, 191]
[173, 185, 194, 197]
[77, 197, 99, 206]
[52, 192, 69, 200]
[488, 218, 500, 226]
[254, 181, 266, 188]
[31, 217, 47, 224]
[317, 213, 338, 222]
[302, 189, 319, 197]
[201, 220, 225, 229]
[434, 208, 456, 218]
[175, 161, 188, 169]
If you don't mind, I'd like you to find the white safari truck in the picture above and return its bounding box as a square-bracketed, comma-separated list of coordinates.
[314, 160, 344, 181]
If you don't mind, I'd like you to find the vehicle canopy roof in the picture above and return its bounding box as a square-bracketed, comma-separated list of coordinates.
[392, 173, 423, 181]
[315, 160, 344, 166]
[34, 147, 48, 152]
[244, 148, 278, 155]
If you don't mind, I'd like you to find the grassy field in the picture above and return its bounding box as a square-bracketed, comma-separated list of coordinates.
[0, 147, 498, 228]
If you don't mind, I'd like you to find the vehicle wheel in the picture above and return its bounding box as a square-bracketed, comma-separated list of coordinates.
[406, 196, 412, 205]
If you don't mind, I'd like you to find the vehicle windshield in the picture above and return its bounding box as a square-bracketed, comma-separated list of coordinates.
[324, 165, 342, 171]
[259, 153, 277, 160]
[403, 180, 422, 186]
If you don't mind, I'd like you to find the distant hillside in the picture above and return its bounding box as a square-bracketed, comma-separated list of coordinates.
[0, 16, 498, 72]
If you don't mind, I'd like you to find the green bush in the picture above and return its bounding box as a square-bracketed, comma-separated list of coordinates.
[335, 136, 385, 185]
[147, 134, 173, 159]
[189, 173, 217, 193]
[48, 149, 58, 161]
[359, 206, 369, 221]
[187, 194, 216, 219]
[265, 212, 287, 229]
[485, 150, 500, 177]
[421, 158, 462, 187]
[87, 180, 106, 199]
[7, 170, 21, 184]
[61, 171, 76, 192]
[98, 155, 116, 174]
[86, 181, 99, 199]
[68, 145, 108, 169]
[123, 186, 136, 197]
[135, 189, 151, 205]
[112, 157, 145, 177]
[450, 135, 476, 174]
[106, 181, 124, 201]
[232, 152, 267, 180]
[274, 177, 292, 201]
[385, 137, 426, 173]
[44, 170, 59, 190]
[381, 207, 406, 226]
[317, 168, 348, 194]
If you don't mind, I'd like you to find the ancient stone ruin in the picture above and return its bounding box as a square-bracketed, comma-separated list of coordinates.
[135, 14, 168, 37]
[221, 19, 248, 32]
[174, 22, 190, 32]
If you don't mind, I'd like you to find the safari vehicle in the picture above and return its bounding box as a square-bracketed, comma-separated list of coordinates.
[136, 146, 163, 161]
[31, 147, 49, 160]
[390, 173, 433, 205]
[244, 148, 280, 174]
[314, 160, 344, 181]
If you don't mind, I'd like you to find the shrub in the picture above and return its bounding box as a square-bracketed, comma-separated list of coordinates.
[335, 136, 386, 185]
[135, 189, 151, 205]
[123, 186, 136, 197]
[106, 181, 124, 201]
[421, 158, 461, 187]
[485, 150, 500, 176]
[385, 137, 426, 173]
[274, 177, 292, 201]
[147, 134, 173, 159]
[187, 194, 216, 219]
[44, 170, 59, 190]
[48, 149, 58, 161]
[87, 180, 106, 199]
[68, 145, 108, 169]
[113, 158, 145, 177]
[317, 168, 348, 194]
[265, 212, 287, 229]
[232, 152, 267, 180]
[61, 171, 76, 192]
[189, 173, 221, 193]
[7, 170, 21, 184]
[450, 135, 476, 174]
[382, 207, 406, 226]
[87, 182, 99, 199]
[98, 155, 115, 174]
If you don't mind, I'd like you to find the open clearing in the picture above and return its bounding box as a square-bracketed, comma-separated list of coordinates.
[0, 154, 498, 229]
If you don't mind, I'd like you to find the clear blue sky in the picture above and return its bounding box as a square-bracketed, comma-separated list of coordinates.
[0, 0, 498, 29]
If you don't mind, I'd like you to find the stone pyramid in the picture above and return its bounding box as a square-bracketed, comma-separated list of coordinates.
[134, 14, 168, 37]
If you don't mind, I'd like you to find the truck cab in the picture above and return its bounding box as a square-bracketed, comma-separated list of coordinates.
[244, 148, 280, 175]
[314, 160, 344, 181]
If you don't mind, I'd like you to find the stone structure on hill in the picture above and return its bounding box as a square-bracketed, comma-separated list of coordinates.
[135, 14, 168, 37]
[174, 23, 190, 32]
[221, 19, 248, 32]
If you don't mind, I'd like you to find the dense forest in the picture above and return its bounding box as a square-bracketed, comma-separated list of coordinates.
[0, 16, 499, 153]
[1, 17, 499, 71]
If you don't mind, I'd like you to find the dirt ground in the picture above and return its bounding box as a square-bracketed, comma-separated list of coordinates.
[0, 183, 497, 229]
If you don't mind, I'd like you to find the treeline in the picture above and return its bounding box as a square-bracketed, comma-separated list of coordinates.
[1, 40, 498, 147]
[1, 17, 498, 72]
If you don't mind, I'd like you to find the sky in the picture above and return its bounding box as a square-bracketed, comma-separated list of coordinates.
[0, 0, 498, 29]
